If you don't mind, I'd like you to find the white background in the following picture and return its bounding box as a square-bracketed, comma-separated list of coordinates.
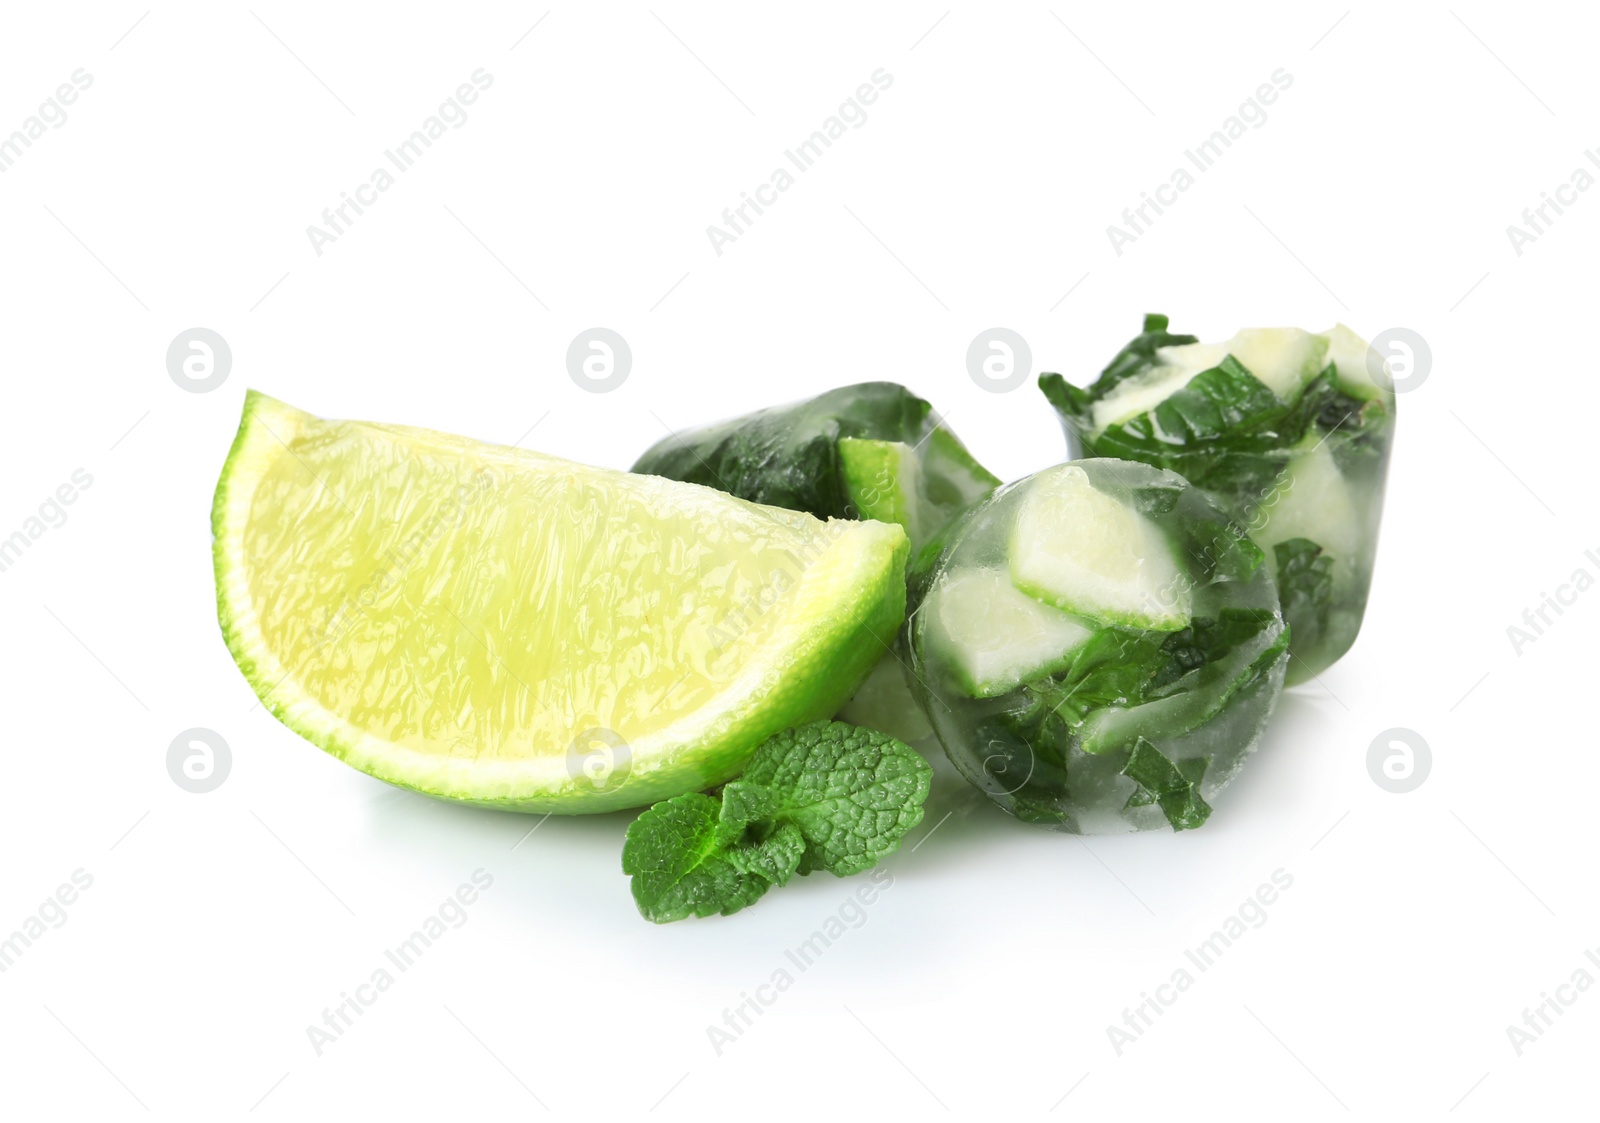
[0, 2, 1591, 1118]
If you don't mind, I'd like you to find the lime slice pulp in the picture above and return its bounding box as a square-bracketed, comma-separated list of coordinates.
[213, 392, 909, 812]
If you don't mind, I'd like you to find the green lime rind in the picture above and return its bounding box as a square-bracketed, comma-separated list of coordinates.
[213, 391, 909, 813]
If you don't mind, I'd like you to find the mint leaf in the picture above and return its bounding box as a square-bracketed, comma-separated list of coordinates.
[621, 722, 932, 922]
[1095, 356, 1297, 503]
[995, 608, 1284, 770]
[1179, 512, 1265, 582]
[1146, 356, 1285, 442]
[1038, 314, 1198, 423]
[1273, 537, 1335, 656]
[1121, 739, 1212, 831]
[621, 794, 775, 923]
[717, 780, 782, 844]
[738, 720, 932, 876]
[1086, 312, 1199, 401]
[724, 821, 806, 887]
[1149, 607, 1281, 696]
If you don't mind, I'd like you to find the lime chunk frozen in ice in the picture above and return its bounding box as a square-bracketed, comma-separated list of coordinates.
[908, 458, 1288, 833]
[1039, 314, 1394, 682]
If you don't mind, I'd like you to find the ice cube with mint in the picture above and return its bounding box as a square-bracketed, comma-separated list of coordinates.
[1039, 315, 1396, 683]
[908, 459, 1289, 833]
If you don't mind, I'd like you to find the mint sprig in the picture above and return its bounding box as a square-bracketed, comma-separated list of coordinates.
[621, 721, 932, 923]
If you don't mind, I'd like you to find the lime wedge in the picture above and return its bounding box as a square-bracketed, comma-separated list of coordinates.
[838, 429, 999, 553]
[838, 438, 925, 540]
[213, 392, 908, 812]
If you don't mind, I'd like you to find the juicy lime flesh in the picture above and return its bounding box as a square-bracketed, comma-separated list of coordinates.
[247, 443, 789, 756]
[1224, 327, 1327, 400]
[1009, 465, 1190, 630]
[1092, 360, 1207, 432]
[1090, 328, 1332, 435]
[929, 568, 1094, 697]
[1256, 439, 1359, 574]
[217, 394, 908, 811]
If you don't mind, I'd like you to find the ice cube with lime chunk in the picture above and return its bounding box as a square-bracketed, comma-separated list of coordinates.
[1039, 314, 1395, 682]
[908, 458, 1288, 833]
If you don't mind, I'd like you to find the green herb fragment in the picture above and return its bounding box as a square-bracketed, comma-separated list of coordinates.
[1272, 537, 1336, 658]
[1041, 312, 1199, 416]
[1121, 739, 1212, 831]
[737, 721, 933, 876]
[724, 822, 807, 887]
[1149, 607, 1281, 696]
[621, 794, 779, 923]
[1146, 357, 1285, 442]
[622, 721, 932, 923]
